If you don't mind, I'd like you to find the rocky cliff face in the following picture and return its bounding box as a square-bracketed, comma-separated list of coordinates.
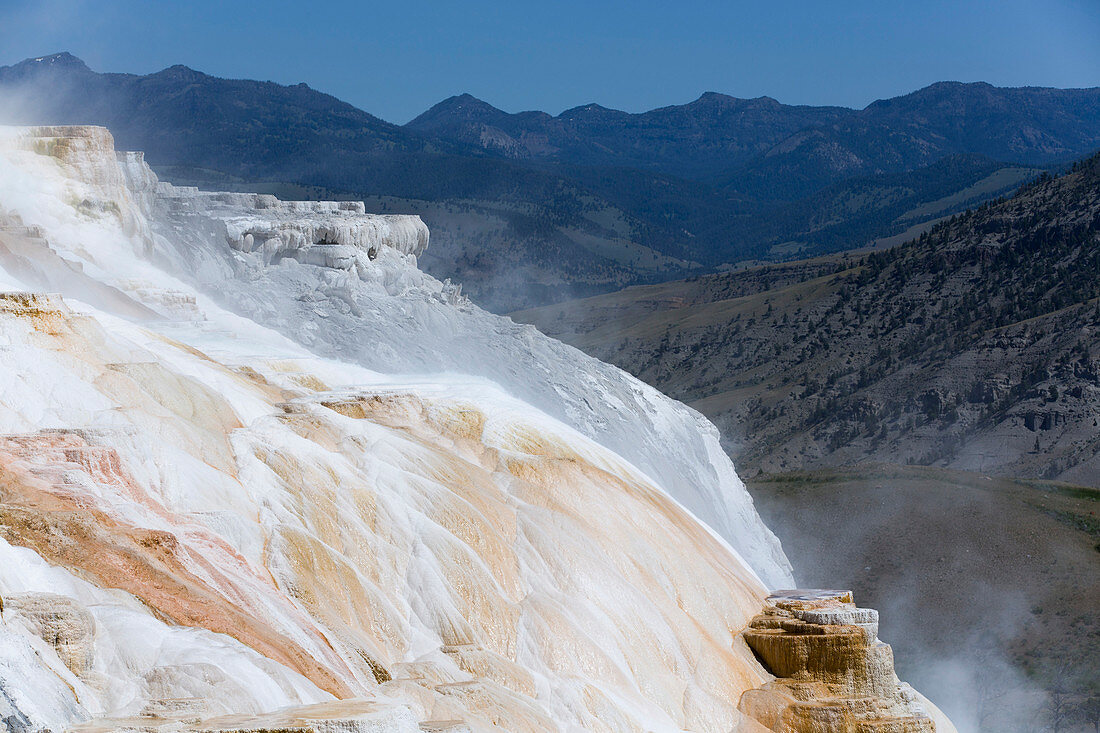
[738, 591, 954, 733]
[0, 126, 951, 732]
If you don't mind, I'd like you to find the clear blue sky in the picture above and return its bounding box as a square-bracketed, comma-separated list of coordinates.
[2, 0, 1098, 123]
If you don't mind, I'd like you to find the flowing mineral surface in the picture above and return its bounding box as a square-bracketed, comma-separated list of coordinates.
[0, 126, 954, 733]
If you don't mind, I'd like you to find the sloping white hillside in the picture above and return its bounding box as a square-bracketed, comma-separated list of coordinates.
[0, 126, 790, 732]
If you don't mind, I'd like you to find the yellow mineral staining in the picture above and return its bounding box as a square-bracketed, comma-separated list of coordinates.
[433, 679, 557, 733]
[0, 290, 65, 313]
[271, 525, 407, 675]
[428, 404, 487, 443]
[0, 291, 73, 334]
[289, 373, 330, 393]
[229, 363, 327, 399]
[71, 698, 415, 733]
[738, 591, 940, 733]
[422, 489, 521, 603]
[3, 592, 96, 676]
[0, 434, 355, 699]
[0, 287, 782, 729]
[497, 423, 578, 462]
[27, 127, 115, 176]
[441, 644, 535, 698]
[260, 390, 775, 728]
[432, 545, 520, 657]
[319, 396, 377, 420]
[232, 364, 274, 385]
[276, 408, 352, 454]
[147, 330, 222, 362]
[26, 125, 115, 154]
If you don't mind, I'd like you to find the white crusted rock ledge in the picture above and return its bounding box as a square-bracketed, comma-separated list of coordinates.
[157, 186, 429, 269]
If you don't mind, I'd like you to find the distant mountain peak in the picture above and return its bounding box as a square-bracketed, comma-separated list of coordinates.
[688, 91, 782, 109]
[154, 64, 208, 82]
[867, 80, 1016, 110]
[410, 93, 505, 126]
[451, 92, 483, 103]
[927, 80, 994, 90]
[558, 102, 622, 120]
[442, 93, 496, 109]
[11, 52, 90, 73]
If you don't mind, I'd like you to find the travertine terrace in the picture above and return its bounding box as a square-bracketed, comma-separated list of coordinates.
[0, 126, 954, 732]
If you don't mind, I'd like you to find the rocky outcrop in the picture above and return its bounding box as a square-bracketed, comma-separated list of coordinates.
[2, 593, 95, 677]
[157, 186, 429, 270]
[738, 590, 948, 733]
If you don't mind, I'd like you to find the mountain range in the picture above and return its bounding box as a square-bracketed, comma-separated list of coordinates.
[409, 82, 1100, 195]
[2, 52, 1099, 310]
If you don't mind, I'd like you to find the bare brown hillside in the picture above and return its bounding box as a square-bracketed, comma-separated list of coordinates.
[514, 153, 1100, 485]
